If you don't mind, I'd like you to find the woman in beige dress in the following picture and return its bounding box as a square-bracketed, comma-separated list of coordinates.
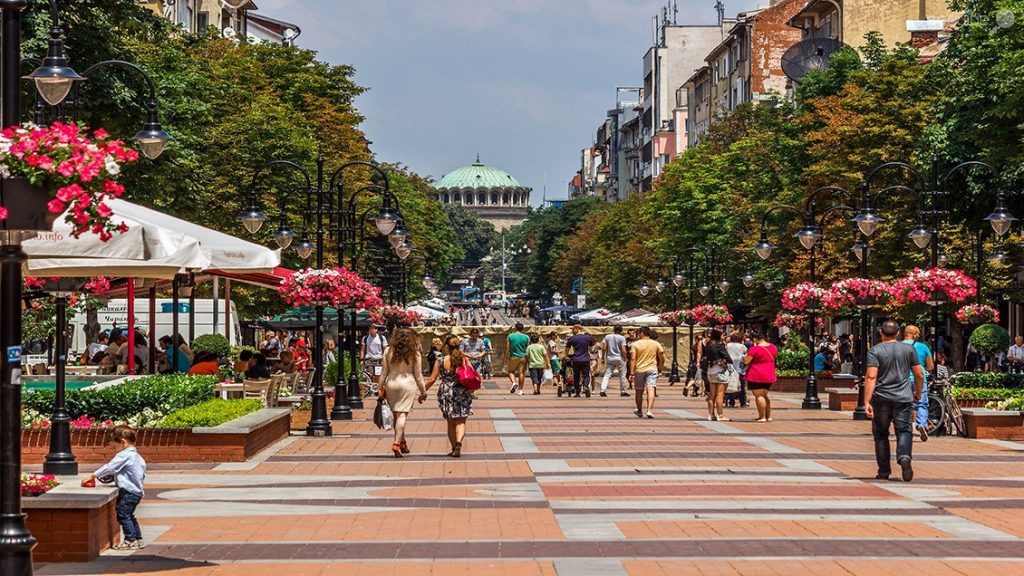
[380, 328, 428, 458]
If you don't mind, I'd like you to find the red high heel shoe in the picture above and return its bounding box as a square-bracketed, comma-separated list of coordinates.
[391, 443, 403, 458]
[400, 441, 410, 454]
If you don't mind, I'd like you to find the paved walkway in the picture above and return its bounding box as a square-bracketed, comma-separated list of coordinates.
[37, 385, 1024, 575]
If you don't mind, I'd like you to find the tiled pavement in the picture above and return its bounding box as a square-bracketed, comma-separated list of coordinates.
[36, 385, 1024, 575]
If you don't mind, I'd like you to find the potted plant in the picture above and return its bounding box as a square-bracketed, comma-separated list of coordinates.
[689, 304, 732, 326]
[278, 267, 382, 310]
[823, 278, 892, 311]
[894, 268, 977, 307]
[969, 323, 1010, 372]
[781, 282, 824, 313]
[369, 305, 424, 330]
[0, 122, 136, 237]
[955, 303, 1000, 325]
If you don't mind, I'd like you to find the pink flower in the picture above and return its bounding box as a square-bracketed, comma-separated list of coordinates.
[47, 199, 65, 214]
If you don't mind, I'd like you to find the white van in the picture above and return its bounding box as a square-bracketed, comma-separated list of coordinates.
[68, 298, 241, 355]
[484, 292, 507, 309]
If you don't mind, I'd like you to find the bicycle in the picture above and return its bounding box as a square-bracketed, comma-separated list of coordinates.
[359, 359, 380, 399]
[924, 380, 967, 437]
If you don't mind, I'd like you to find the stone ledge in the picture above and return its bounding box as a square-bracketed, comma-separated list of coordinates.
[824, 387, 858, 394]
[193, 408, 291, 434]
[22, 479, 117, 510]
[962, 408, 1024, 440]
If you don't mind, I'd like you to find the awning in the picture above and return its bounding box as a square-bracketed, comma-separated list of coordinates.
[613, 313, 662, 326]
[200, 267, 292, 289]
[571, 308, 617, 322]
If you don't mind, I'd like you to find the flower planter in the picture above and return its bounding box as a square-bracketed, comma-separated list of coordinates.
[0, 177, 59, 231]
[927, 290, 948, 306]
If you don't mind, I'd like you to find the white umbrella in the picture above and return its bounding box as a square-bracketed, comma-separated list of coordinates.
[614, 313, 662, 326]
[408, 305, 448, 320]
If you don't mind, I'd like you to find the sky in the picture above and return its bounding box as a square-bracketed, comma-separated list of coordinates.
[256, 0, 763, 204]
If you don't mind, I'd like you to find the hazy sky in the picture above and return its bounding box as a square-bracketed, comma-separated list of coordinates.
[257, 0, 762, 203]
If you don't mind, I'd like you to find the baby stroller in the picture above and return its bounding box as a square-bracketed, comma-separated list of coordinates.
[557, 357, 575, 397]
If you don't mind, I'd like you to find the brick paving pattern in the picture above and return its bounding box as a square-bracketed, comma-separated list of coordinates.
[35, 386, 1024, 575]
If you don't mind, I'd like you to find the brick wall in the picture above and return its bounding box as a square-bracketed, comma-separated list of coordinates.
[750, 0, 807, 96]
[26, 501, 117, 563]
[965, 412, 1024, 440]
[22, 411, 289, 464]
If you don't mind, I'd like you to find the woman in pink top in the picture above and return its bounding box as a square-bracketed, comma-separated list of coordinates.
[743, 331, 777, 423]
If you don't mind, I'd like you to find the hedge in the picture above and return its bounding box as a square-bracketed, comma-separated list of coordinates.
[159, 399, 262, 428]
[22, 374, 217, 422]
[191, 334, 231, 358]
[950, 372, 1024, 390]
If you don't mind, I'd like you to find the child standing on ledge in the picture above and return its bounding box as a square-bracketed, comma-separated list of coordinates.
[82, 425, 148, 550]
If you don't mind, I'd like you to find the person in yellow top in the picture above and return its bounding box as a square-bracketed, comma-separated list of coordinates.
[629, 327, 666, 419]
[525, 334, 551, 395]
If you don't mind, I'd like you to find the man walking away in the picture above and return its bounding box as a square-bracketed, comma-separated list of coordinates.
[566, 325, 595, 397]
[629, 327, 665, 418]
[506, 323, 530, 395]
[601, 325, 629, 397]
[865, 320, 924, 482]
[902, 325, 934, 442]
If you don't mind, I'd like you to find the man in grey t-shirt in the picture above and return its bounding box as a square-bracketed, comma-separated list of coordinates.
[865, 319, 924, 482]
[600, 325, 629, 397]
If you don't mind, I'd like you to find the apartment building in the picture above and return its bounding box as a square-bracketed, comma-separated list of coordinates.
[140, 1, 300, 45]
[685, 0, 806, 147]
[787, 0, 960, 47]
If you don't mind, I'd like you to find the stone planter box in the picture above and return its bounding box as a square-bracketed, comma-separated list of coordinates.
[826, 387, 859, 411]
[22, 408, 290, 464]
[774, 375, 852, 393]
[956, 398, 1001, 409]
[24, 479, 118, 563]
[962, 408, 1024, 440]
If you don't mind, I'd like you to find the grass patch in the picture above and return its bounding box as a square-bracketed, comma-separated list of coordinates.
[159, 399, 263, 428]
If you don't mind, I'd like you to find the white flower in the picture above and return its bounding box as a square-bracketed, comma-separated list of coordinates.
[104, 155, 120, 176]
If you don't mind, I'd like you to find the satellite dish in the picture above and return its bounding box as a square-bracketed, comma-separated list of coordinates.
[781, 37, 850, 84]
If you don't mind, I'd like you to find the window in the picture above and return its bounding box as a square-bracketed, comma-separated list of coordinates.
[491, 193, 499, 205]
[454, 193, 461, 203]
[196, 11, 210, 31]
[443, 193, 450, 203]
[503, 193, 510, 205]
[465, 194, 473, 205]
[478, 193, 486, 205]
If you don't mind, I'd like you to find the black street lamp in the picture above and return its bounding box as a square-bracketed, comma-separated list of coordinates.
[757, 187, 855, 410]
[853, 158, 1014, 383]
[240, 156, 397, 434]
[38, 279, 83, 476]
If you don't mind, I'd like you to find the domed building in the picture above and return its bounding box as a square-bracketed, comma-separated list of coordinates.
[434, 157, 530, 231]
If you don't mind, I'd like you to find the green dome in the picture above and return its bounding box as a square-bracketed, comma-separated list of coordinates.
[435, 158, 521, 189]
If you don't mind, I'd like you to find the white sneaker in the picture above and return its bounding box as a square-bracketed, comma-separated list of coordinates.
[510, 383, 519, 394]
[133, 539, 147, 549]
[517, 390, 524, 396]
[646, 412, 655, 419]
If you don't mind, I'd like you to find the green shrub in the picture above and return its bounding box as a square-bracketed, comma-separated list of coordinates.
[325, 357, 359, 388]
[191, 334, 231, 358]
[159, 399, 262, 428]
[230, 344, 257, 359]
[970, 323, 1009, 355]
[952, 386, 1024, 400]
[950, 371, 1024, 390]
[22, 374, 217, 422]
[992, 396, 1024, 411]
[776, 343, 809, 372]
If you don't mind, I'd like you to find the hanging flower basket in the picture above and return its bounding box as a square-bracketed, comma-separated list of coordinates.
[0, 122, 137, 239]
[893, 268, 976, 307]
[370, 305, 424, 328]
[955, 304, 1000, 325]
[773, 312, 826, 332]
[689, 304, 732, 326]
[781, 282, 825, 313]
[822, 278, 892, 312]
[658, 310, 691, 327]
[278, 267, 382, 310]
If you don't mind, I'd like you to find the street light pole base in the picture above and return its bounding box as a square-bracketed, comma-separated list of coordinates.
[330, 407, 353, 421]
[852, 407, 870, 420]
[0, 512, 36, 576]
[801, 398, 822, 410]
[347, 373, 364, 409]
[41, 459, 78, 477]
[305, 421, 333, 437]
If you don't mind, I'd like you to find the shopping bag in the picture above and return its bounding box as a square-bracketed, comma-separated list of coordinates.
[380, 400, 394, 431]
[373, 397, 394, 430]
[543, 368, 554, 382]
[726, 370, 741, 393]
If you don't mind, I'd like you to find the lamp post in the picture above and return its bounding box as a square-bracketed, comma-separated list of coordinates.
[756, 187, 855, 410]
[39, 279, 81, 476]
[240, 156, 397, 433]
[853, 158, 1013, 382]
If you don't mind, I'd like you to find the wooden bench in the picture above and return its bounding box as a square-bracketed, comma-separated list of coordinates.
[825, 387, 859, 411]
[961, 408, 1024, 440]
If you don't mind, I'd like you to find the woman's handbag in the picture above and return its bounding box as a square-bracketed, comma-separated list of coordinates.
[456, 358, 482, 390]
[373, 397, 394, 430]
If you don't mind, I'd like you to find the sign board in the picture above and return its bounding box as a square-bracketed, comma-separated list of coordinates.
[577, 295, 586, 309]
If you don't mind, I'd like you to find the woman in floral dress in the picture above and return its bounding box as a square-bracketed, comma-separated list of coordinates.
[425, 335, 473, 457]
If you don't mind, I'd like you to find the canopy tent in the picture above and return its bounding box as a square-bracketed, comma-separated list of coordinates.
[407, 305, 450, 321]
[616, 308, 652, 320]
[258, 307, 372, 331]
[570, 308, 619, 324]
[541, 305, 580, 314]
[613, 312, 662, 326]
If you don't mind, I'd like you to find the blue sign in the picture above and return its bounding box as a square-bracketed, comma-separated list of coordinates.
[6, 346, 21, 364]
[160, 303, 191, 313]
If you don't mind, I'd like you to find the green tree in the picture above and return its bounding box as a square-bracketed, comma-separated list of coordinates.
[443, 204, 497, 263]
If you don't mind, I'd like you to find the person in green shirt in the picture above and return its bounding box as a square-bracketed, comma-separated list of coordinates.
[506, 322, 530, 395]
[526, 334, 551, 395]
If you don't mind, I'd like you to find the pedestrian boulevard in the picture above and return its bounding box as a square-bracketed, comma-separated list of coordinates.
[39, 387, 1024, 575]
